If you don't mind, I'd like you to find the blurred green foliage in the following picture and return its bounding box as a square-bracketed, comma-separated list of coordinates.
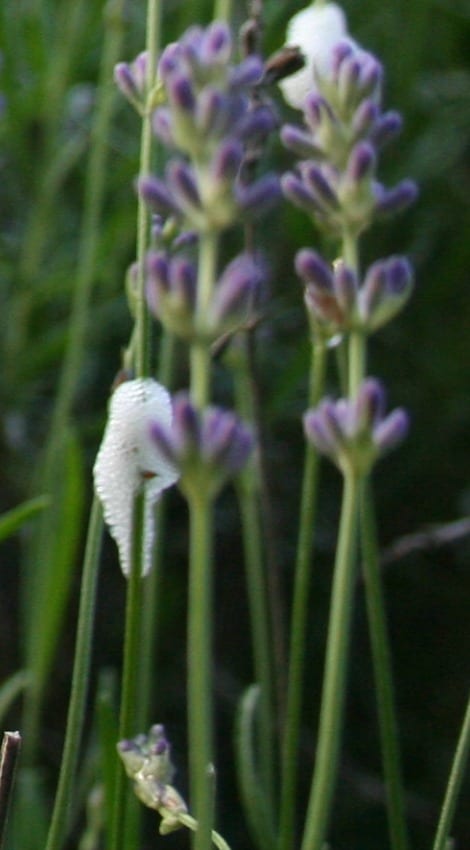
[0, 1, 469, 848]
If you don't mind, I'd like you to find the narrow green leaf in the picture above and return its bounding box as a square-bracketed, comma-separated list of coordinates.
[234, 684, 277, 850]
[0, 497, 50, 544]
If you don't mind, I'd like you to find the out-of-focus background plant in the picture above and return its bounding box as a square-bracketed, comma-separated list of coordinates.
[0, 1, 469, 849]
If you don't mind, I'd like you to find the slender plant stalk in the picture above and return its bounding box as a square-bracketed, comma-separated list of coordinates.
[278, 340, 327, 850]
[44, 497, 103, 850]
[187, 491, 215, 850]
[432, 694, 470, 850]
[213, 0, 232, 22]
[133, 0, 162, 379]
[110, 0, 163, 842]
[360, 480, 410, 850]
[137, 331, 177, 730]
[233, 335, 276, 822]
[300, 470, 361, 850]
[109, 494, 146, 850]
[190, 231, 219, 409]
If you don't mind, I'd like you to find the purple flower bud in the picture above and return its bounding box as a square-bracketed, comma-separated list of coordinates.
[235, 104, 278, 144]
[353, 378, 386, 431]
[149, 421, 179, 466]
[147, 251, 170, 289]
[167, 73, 196, 113]
[374, 408, 409, 453]
[281, 172, 317, 214]
[346, 141, 376, 183]
[300, 162, 339, 209]
[138, 175, 179, 217]
[212, 253, 263, 323]
[303, 409, 338, 457]
[195, 88, 226, 136]
[295, 249, 333, 290]
[114, 62, 138, 101]
[374, 179, 419, 216]
[359, 256, 414, 330]
[337, 53, 362, 103]
[152, 108, 175, 147]
[370, 110, 402, 148]
[357, 54, 383, 98]
[333, 261, 358, 312]
[151, 394, 254, 494]
[304, 94, 334, 132]
[229, 55, 264, 88]
[167, 161, 202, 212]
[351, 99, 379, 138]
[280, 124, 323, 159]
[236, 174, 281, 217]
[211, 139, 244, 183]
[201, 21, 232, 66]
[331, 40, 356, 76]
[303, 379, 408, 472]
[158, 43, 182, 82]
[170, 257, 197, 305]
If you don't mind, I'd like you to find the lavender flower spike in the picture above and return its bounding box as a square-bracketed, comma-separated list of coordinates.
[304, 378, 409, 474]
[150, 394, 254, 499]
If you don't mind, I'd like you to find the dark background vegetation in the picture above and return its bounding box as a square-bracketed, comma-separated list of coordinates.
[0, 1, 469, 849]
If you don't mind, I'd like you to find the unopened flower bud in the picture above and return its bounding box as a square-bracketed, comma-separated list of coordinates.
[304, 378, 409, 474]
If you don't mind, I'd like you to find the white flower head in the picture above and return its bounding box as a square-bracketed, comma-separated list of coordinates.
[279, 1, 357, 109]
[93, 378, 179, 577]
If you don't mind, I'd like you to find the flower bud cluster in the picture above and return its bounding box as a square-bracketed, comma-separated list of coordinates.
[149, 393, 254, 499]
[145, 249, 264, 342]
[139, 22, 280, 233]
[296, 249, 414, 339]
[114, 51, 162, 114]
[118, 725, 188, 835]
[304, 378, 408, 475]
[281, 40, 418, 238]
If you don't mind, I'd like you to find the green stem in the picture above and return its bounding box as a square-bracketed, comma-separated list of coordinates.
[348, 330, 366, 398]
[233, 336, 276, 823]
[432, 694, 470, 850]
[190, 231, 218, 409]
[137, 332, 176, 730]
[213, 0, 232, 21]
[360, 479, 410, 850]
[109, 494, 146, 850]
[300, 470, 361, 850]
[278, 341, 327, 850]
[187, 492, 215, 850]
[44, 497, 103, 850]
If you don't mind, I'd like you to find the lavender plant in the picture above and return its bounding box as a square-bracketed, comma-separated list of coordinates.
[1, 2, 469, 850]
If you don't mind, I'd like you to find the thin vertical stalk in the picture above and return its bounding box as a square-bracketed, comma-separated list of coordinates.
[360, 479, 410, 850]
[187, 492, 215, 850]
[278, 341, 327, 850]
[300, 470, 361, 850]
[190, 231, 219, 409]
[133, 0, 162, 379]
[432, 694, 470, 850]
[44, 497, 103, 850]
[109, 494, 146, 850]
[213, 0, 232, 22]
[137, 331, 176, 730]
[348, 330, 366, 398]
[234, 336, 276, 822]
